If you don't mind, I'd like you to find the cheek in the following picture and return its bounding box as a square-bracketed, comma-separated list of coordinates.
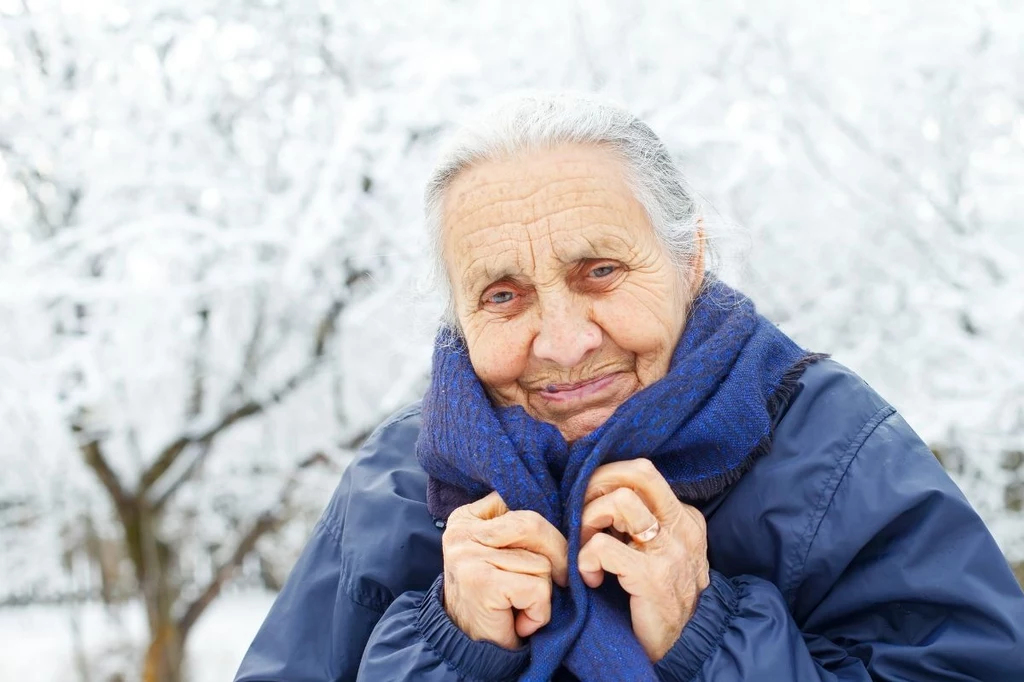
[463, 318, 533, 389]
[593, 287, 685, 356]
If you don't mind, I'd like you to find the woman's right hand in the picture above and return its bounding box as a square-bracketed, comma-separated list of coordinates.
[442, 491, 568, 649]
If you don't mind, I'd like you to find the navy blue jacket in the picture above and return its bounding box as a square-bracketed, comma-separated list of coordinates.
[235, 360, 1024, 681]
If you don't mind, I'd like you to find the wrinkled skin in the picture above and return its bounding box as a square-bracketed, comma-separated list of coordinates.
[441, 144, 699, 442]
[439, 144, 709, 660]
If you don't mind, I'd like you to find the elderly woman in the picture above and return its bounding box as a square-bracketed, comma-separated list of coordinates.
[236, 94, 1024, 681]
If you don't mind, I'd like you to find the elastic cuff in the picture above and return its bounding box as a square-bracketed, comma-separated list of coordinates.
[416, 574, 529, 682]
[654, 570, 739, 682]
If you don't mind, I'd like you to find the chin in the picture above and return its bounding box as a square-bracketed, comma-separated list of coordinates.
[554, 405, 619, 443]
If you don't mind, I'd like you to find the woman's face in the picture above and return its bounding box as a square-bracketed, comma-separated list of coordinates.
[442, 144, 700, 442]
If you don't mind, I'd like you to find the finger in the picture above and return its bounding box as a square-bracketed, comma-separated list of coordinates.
[578, 532, 652, 595]
[482, 547, 553, 579]
[463, 490, 510, 521]
[500, 572, 552, 639]
[584, 459, 679, 522]
[580, 487, 660, 547]
[470, 510, 569, 587]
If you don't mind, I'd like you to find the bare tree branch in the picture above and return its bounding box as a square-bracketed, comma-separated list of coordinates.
[176, 451, 331, 638]
[139, 395, 261, 496]
[152, 402, 373, 514]
[317, 12, 353, 94]
[177, 510, 280, 638]
[313, 299, 343, 359]
[20, 0, 49, 77]
[72, 424, 132, 516]
[229, 290, 268, 401]
[140, 289, 353, 496]
[149, 441, 212, 513]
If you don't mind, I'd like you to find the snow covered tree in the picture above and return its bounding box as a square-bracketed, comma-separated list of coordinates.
[0, 2, 430, 679]
[1, 0, 1021, 678]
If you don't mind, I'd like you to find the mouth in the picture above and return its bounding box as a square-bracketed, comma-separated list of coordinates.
[537, 373, 623, 404]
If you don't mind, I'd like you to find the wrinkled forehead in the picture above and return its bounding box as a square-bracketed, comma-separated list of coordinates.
[439, 145, 654, 289]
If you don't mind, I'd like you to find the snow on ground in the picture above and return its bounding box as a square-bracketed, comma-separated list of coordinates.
[0, 591, 276, 681]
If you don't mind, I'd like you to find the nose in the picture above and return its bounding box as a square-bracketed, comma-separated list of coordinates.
[532, 294, 602, 368]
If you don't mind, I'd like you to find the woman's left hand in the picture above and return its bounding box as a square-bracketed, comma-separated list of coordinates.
[578, 458, 711, 662]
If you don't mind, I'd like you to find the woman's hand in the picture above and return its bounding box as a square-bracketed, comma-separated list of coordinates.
[442, 491, 569, 649]
[578, 459, 710, 662]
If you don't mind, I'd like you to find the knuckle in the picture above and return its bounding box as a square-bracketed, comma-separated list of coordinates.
[624, 488, 649, 514]
[440, 532, 459, 553]
[448, 504, 476, 526]
[506, 514, 530, 541]
[517, 510, 546, 534]
[683, 505, 707, 533]
[589, 531, 613, 551]
[442, 526, 474, 550]
[609, 486, 632, 504]
[518, 573, 551, 600]
[634, 457, 658, 476]
[587, 480, 613, 501]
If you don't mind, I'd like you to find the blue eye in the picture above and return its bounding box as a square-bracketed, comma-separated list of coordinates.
[489, 291, 515, 304]
[591, 265, 616, 278]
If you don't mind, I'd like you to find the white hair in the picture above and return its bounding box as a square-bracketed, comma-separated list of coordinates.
[424, 92, 712, 327]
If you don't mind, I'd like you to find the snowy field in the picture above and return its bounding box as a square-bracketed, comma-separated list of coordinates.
[0, 591, 274, 681]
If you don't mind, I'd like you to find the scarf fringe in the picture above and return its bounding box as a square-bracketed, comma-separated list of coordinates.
[673, 352, 831, 504]
[767, 352, 831, 421]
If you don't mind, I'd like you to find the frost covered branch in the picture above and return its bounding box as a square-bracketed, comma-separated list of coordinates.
[140, 292, 354, 499]
[176, 451, 331, 638]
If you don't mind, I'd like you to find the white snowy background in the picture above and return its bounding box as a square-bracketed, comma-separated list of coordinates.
[1, 0, 1022, 679]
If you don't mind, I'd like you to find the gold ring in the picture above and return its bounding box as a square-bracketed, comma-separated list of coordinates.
[633, 521, 660, 544]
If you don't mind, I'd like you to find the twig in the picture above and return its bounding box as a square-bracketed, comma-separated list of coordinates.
[142, 290, 352, 498]
[176, 452, 331, 638]
[187, 305, 210, 420]
[139, 362, 314, 494]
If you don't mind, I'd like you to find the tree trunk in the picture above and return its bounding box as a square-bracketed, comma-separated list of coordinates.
[121, 498, 185, 682]
[143, 620, 183, 682]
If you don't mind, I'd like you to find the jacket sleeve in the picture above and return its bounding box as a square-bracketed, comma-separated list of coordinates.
[356, 575, 529, 681]
[234, 402, 531, 682]
[655, 409, 1024, 682]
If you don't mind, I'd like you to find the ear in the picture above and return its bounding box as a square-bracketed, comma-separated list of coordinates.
[689, 217, 706, 297]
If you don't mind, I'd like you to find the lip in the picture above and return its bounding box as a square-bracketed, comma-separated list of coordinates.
[537, 373, 621, 404]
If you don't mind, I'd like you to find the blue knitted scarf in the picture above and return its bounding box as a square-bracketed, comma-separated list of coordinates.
[416, 280, 817, 681]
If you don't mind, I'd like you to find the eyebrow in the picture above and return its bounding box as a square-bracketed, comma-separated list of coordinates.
[461, 261, 517, 293]
[459, 233, 633, 293]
